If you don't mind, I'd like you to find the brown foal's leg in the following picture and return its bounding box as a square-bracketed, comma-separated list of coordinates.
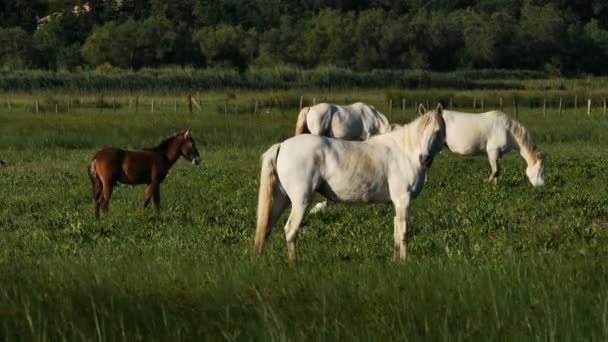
[92, 179, 103, 219]
[100, 182, 114, 215]
[153, 186, 160, 216]
[143, 182, 159, 215]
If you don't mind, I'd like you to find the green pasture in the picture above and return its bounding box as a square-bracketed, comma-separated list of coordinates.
[1, 92, 608, 340]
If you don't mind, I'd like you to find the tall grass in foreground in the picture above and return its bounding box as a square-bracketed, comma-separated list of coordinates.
[1, 256, 607, 341]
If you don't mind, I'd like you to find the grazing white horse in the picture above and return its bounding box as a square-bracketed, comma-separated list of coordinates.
[295, 102, 392, 213]
[255, 105, 446, 262]
[295, 102, 391, 140]
[440, 110, 546, 186]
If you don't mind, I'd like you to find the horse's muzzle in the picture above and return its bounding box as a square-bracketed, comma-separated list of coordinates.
[419, 154, 432, 168]
[192, 157, 201, 165]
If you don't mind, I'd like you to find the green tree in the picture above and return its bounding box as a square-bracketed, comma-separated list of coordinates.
[81, 19, 138, 68]
[516, 1, 566, 69]
[32, 20, 65, 69]
[192, 24, 257, 69]
[354, 9, 386, 70]
[136, 16, 177, 66]
[0, 27, 32, 69]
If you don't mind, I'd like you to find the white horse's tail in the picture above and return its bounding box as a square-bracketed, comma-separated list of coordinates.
[254, 143, 281, 255]
[294, 107, 311, 135]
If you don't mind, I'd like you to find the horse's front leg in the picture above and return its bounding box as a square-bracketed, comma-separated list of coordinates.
[486, 150, 502, 185]
[392, 195, 411, 261]
[153, 186, 160, 216]
[142, 182, 158, 214]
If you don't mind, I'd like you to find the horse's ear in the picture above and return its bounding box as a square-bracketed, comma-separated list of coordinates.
[184, 128, 191, 139]
[436, 103, 444, 116]
[418, 103, 427, 116]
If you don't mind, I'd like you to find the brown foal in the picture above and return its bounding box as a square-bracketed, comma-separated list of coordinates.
[88, 129, 201, 219]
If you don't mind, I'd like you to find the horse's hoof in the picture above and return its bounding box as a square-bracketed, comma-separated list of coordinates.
[310, 201, 328, 214]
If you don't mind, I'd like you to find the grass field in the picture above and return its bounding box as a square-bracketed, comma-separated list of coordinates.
[1, 91, 608, 340]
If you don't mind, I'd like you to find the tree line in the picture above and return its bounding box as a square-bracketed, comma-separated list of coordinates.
[2, 0, 608, 74]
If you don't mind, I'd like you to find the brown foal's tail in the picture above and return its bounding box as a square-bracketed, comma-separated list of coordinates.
[254, 143, 281, 255]
[294, 107, 311, 135]
[88, 159, 102, 202]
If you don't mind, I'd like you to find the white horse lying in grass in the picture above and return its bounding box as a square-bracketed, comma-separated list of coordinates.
[295, 102, 391, 140]
[255, 105, 446, 262]
[440, 109, 546, 186]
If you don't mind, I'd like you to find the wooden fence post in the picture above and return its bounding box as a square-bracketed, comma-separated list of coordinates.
[558, 97, 563, 117]
[67, 99, 71, 113]
[449, 97, 453, 109]
[254, 99, 259, 114]
[499, 97, 503, 111]
[473, 97, 477, 111]
[574, 95, 578, 112]
[188, 95, 192, 113]
[402, 98, 406, 113]
[7, 98, 11, 113]
[174, 99, 177, 113]
[389, 99, 393, 115]
[299, 96, 303, 110]
[55, 103, 58, 113]
[313, 97, 316, 105]
[426, 99, 429, 111]
[151, 98, 155, 113]
[135, 96, 139, 113]
[513, 97, 518, 118]
[481, 97, 484, 112]
[36, 100, 39, 113]
[603, 97, 606, 117]
[587, 98, 591, 117]
[224, 99, 228, 115]
[543, 98, 546, 116]
[112, 97, 116, 112]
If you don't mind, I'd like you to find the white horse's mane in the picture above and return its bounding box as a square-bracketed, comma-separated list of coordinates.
[370, 111, 440, 150]
[491, 111, 539, 160]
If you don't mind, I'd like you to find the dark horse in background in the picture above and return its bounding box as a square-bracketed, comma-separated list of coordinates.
[88, 129, 201, 219]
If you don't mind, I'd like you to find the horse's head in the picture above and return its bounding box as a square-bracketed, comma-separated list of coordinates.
[181, 129, 201, 165]
[526, 151, 546, 187]
[417, 103, 446, 168]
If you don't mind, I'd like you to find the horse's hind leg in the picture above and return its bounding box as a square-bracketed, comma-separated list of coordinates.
[93, 181, 102, 219]
[255, 188, 289, 256]
[486, 150, 502, 185]
[284, 196, 312, 263]
[100, 181, 114, 215]
[88, 161, 103, 219]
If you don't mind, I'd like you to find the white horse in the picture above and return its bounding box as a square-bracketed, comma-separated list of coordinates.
[441, 109, 546, 186]
[255, 105, 446, 262]
[295, 102, 392, 213]
[295, 102, 392, 140]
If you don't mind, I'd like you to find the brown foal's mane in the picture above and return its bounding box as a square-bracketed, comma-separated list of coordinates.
[143, 132, 183, 153]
